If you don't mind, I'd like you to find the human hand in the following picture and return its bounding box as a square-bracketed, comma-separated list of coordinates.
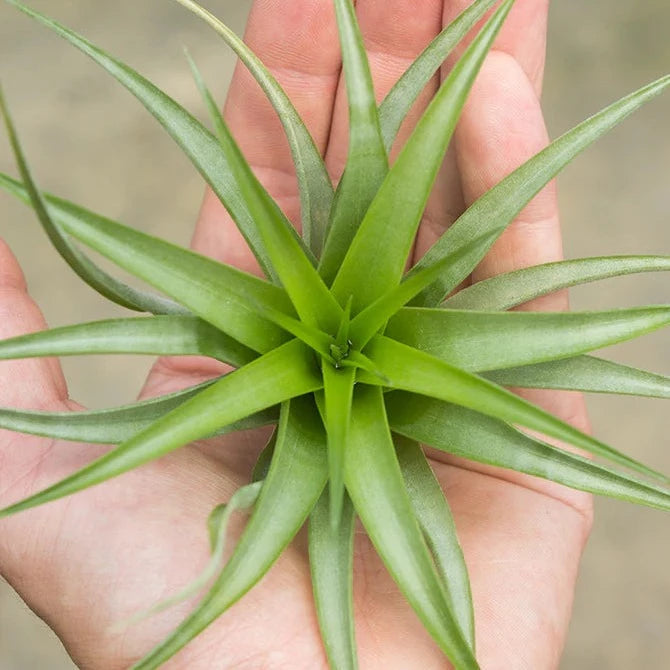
[0, 1, 592, 668]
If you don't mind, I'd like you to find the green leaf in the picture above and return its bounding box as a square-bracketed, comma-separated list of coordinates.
[0, 387, 277, 444]
[318, 0, 389, 285]
[444, 255, 670, 311]
[330, 0, 514, 312]
[378, 0, 498, 151]
[339, 349, 390, 384]
[251, 429, 277, 483]
[410, 74, 670, 306]
[207, 482, 263, 552]
[386, 305, 670, 372]
[322, 363, 356, 527]
[171, 0, 333, 258]
[395, 436, 475, 649]
[250, 302, 336, 360]
[0, 339, 320, 518]
[120, 481, 263, 630]
[349, 230, 498, 346]
[0, 316, 255, 366]
[186, 55, 342, 333]
[132, 397, 328, 670]
[309, 490, 358, 670]
[0, 144, 287, 352]
[0, 107, 180, 315]
[6, 0, 280, 279]
[387, 392, 670, 511]
[0, 381, 210, 443]
[33, 183, 292, 354]
[345, 386, 477, 669]
[364, 336, 668, 482]
[485, 355, 670, 398]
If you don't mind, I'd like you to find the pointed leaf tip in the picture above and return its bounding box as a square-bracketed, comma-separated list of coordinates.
[309, 492, 358, 670]
[171, 0, 333, 256]
[318, 0, 389, 284]
[412, 71, 670, 306]
[331, 0, 514, 312]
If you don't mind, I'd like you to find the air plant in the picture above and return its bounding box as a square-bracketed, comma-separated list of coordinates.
[1, 0, 669, 668]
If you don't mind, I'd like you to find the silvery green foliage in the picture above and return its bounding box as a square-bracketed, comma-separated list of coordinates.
[1, 1, 669, 668]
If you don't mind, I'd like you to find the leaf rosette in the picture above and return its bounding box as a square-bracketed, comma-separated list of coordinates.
[1, 1, 669, 668]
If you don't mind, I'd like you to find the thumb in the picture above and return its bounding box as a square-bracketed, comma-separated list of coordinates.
[0, 237, 68, 410]
[0, 237, 71, 508]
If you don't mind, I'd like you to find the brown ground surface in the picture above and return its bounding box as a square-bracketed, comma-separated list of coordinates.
[1, 1, 669, 668]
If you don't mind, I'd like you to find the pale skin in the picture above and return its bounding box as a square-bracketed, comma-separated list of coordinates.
[0, 1, 594, 668]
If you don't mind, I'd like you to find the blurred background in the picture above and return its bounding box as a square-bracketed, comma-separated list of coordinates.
[0, 1, 668, 668]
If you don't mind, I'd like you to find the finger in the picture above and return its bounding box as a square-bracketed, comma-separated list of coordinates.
[454, 51, 566, 310]
[0, 251, 265, 669]
[414, 0, 552, 262]
[0, 237, 73, 521]
[191, 0, 343, 272]
[443, 0, 550, 96]
[0, 238, 67, 410]
[446, 50, 592, 449]
[324, 0, 444, 180]
[419, 0, 478, 262]
[431, 49, 592, 474]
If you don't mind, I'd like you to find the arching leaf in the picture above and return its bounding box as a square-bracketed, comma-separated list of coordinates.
[485, 355, 670, 398]
[379, 0, 498, 151]
[410, 74, 670, 306]
[318, 0, 389, 285]
[388, 392, 670, 510]
[364, 336, 668, 482]
[386, 306, 670, 372]
[309, 491, 358, 670]
[395, 436, 474, 647]
[132, 397, 328, 669]
[330, 0, 514, 312]
[0, 316, 254, 367]
[0, 339, 320, 518]
[7, 0, 282, 279]
[172, 0, 334, 257]
[345, 387, 476, 668]
[445, 255, 670, 311]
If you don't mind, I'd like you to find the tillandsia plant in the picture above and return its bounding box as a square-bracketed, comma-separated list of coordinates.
[1, 0, 669, 668]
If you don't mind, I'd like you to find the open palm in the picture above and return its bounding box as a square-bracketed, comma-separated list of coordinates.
[0, 1, 594, 668]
